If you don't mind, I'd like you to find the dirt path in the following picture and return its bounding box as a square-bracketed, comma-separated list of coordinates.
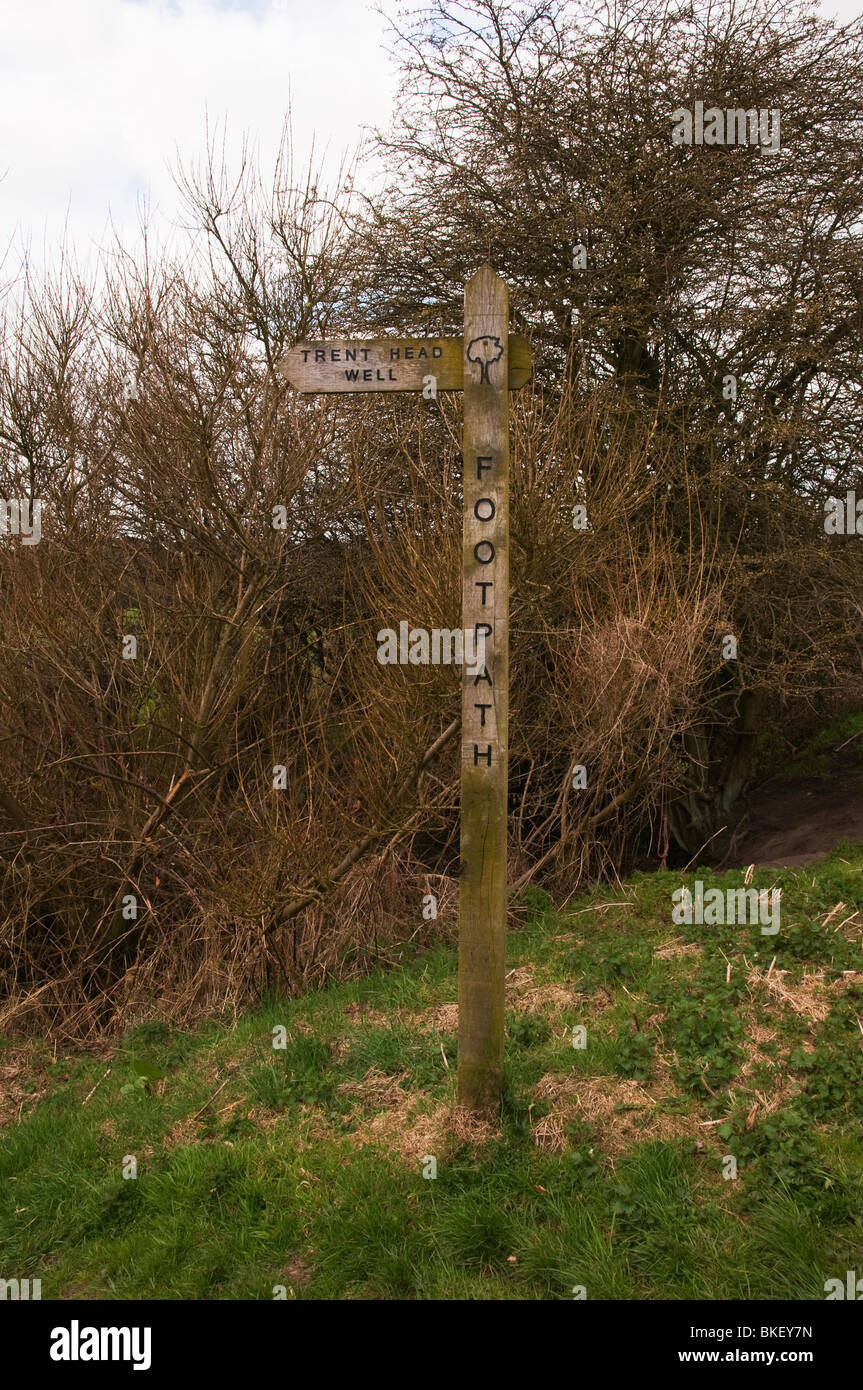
[721, 753, 863, 869]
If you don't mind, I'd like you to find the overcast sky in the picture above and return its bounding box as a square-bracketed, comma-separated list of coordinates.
[1, 0, 861, 276]
[0, 0, 398, 274]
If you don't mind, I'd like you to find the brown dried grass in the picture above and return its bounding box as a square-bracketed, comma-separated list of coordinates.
[532, 1072, 697, 1157]
[745, 965, 863, 1023]
[337, 1065, 407, 1108]
[348, 1093, 498, 1163]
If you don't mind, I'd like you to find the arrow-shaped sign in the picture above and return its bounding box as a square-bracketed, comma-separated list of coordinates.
[278, 335, 532, 393]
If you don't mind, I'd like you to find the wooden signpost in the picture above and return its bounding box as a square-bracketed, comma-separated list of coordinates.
[279, 331, 532, 394]
[277, 267, 530, 1115]
[456, 267, 510, 1114]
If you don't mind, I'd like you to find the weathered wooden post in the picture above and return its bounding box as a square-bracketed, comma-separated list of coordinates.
[457, 266, 510, 1115]
[278, 268, 527, 1117]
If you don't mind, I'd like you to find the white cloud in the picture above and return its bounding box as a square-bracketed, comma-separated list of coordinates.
[3, 0, 862, 276]
[827, 0, 863, 22]
[0, 0, 397, 270]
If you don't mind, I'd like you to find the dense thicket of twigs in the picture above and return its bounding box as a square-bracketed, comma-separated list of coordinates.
[2, 0, 863, 1038]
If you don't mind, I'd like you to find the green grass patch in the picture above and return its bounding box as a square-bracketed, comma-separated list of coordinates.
[2, 844, 863, 1299]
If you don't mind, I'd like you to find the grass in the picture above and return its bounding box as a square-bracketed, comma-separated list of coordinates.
[782, 708, 863, 780]
[2, 845, 863, 1300]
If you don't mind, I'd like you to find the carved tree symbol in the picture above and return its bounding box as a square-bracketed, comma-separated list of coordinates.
[467, 335, 504, 384]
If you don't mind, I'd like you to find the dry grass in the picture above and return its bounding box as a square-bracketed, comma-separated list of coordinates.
[0, 1050, 42, 1126]
[746, 965, 863, 1023]
[341, 1004, 394, 1029]
[348, 1093, 498, 1163]
[512, 979, 574, 1015]
[531, 1071, 698, 1157]
[165, 1114, 206, 1147]
[733, 1023, 803, 1117]
[654, 941, 703, 961]
[402, 1001, 460, 1034]
[337, 1066, 407, 1108]
[279, 1256, 314, 1293]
